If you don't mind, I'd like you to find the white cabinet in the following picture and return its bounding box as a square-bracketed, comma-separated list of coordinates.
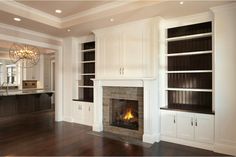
[72, 101, 93, 126]
[176, 112, 195, 140]
[161, 110, 214, 144]
[161, 110, 176, 137]
[83, 103, 93, 126]
[98, 31, 121, 77]
[94, 19, 155, 79]
[72, 101, 83, 124]
[194, 114, 214, 144]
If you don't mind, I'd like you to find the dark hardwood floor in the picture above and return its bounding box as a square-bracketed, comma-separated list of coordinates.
[0, 111, 226, 156]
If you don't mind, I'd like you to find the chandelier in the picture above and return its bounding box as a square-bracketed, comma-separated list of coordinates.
[9, 43, 40, 68]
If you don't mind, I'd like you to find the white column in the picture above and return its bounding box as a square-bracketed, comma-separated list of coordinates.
[211, 4, 236, 156]
[92, 80, 103, 132]
[143, 80, 160, 143]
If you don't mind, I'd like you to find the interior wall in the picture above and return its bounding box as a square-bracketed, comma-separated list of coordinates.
[213, 5, 236, 155]
[62, 37, 78, 122]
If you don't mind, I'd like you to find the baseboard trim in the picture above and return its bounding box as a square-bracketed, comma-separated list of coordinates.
[161, 135, 213, 151]
[143, 133, 160, 144]
[63, 116, 74, 123]
[93, 124, 103, 132]
[214, 142, 236, 156]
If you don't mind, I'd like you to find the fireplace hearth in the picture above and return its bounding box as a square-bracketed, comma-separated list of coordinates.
[111, 99, 138, 130]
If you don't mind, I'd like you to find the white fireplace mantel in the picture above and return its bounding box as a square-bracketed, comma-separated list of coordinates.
[92, 78, 160, 144]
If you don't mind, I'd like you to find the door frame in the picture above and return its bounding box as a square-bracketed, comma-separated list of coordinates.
[0, 29, 63, 121]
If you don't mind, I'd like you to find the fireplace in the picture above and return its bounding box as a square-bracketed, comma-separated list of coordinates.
[103, 87, 143, 139]
[111, 99, 139, 130]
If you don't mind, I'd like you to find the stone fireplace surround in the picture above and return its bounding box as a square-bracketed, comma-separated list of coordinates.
[92, 79, 160, 144]
[103, 87, 143, 139]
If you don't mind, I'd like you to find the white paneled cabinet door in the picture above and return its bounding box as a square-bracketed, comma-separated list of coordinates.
[83, 103, 93, 126]
[122, 27, 144, 77]
[176, 112, 194, 140]
[161, 110, 176, 137]
[72, 101, 83, 124]
[194, 114, 214, 144]
[100, 32, 121, 78]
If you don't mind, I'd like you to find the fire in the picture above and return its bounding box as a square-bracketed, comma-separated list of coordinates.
[123, 109, 134, 120]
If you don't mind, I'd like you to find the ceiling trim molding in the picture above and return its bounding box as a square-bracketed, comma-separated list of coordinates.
[0, 33, 61, 50]
[61, 0, 138, 23]
[0, 22, 62, 42]
[210, 2, 236, 12]
[61, 0, 162, 28]
[0, 1, 61, 28]
[0, 0, 162, 29]
[163, 12, 212, 29]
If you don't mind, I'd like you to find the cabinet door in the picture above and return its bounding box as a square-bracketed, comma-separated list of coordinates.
[72, 101, 83, 124]
[161, 110, 177, 137]
[194, 114, 214, 144]
[98, 32, 121, 78]
[176, 112, 195, 140]
[83, 103, 93, 126]
[122, 26, 144, 77]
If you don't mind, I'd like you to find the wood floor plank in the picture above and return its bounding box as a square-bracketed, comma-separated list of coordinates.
[0, 111, 226, 156]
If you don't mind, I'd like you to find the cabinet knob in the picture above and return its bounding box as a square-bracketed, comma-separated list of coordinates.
[191, 118, 193, 126]
[195, 119, 198, 126]
[122, 68, 124, 75]
[173, 116, 176, 123]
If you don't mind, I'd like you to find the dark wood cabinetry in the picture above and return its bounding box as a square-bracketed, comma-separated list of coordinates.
[78, 41, 95, 102]
[164, 22, 213, 114]
[0, 93, 53, 117]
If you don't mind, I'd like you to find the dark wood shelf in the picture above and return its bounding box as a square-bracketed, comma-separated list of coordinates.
[168, 73, 212, 89]
[167, 22, 212, 38]
[166, 21, 213, 113]
[82, 41, 95, 50]
[168, 54, 212, 71]
[72, 99, 93, 103]
[79, 40, 95, 103]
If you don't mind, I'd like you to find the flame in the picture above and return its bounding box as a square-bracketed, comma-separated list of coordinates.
[123, 109, 134, 120]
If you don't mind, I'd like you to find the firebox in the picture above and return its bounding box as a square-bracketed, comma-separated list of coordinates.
[110, 99, 139, 130]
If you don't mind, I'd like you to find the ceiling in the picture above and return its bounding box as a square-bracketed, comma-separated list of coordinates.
[17, 0, 111, 18]
[0, 0, 234, 37]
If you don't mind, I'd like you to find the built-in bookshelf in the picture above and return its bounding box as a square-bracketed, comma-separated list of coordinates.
[163, 21, 213, 113]
[78, 41, 95, 102]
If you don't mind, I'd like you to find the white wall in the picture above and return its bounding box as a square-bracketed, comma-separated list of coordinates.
[212, 4, 236, 156]
[62, 37, 78, 122]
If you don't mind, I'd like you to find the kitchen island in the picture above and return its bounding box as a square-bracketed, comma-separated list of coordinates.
[0, 90, 54, 117]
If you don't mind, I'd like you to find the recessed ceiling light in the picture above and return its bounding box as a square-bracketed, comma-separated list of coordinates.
[110, 18, 114, 22]
[14, 17, 21, 22]
[67, 29, 71, 32]
[55, 9, 62, 14]
[180, 1, 184, 5]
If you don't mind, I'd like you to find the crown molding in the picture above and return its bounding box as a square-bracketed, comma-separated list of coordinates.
[0, 22, 62, 42]
[61, 0, 138, 23]
[0, 0, 162, 29]
[0, 1, 61, 28]
[61, 0, 162, 28]
[163, 12, 213, 28]
[210, 2, 236, 13]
